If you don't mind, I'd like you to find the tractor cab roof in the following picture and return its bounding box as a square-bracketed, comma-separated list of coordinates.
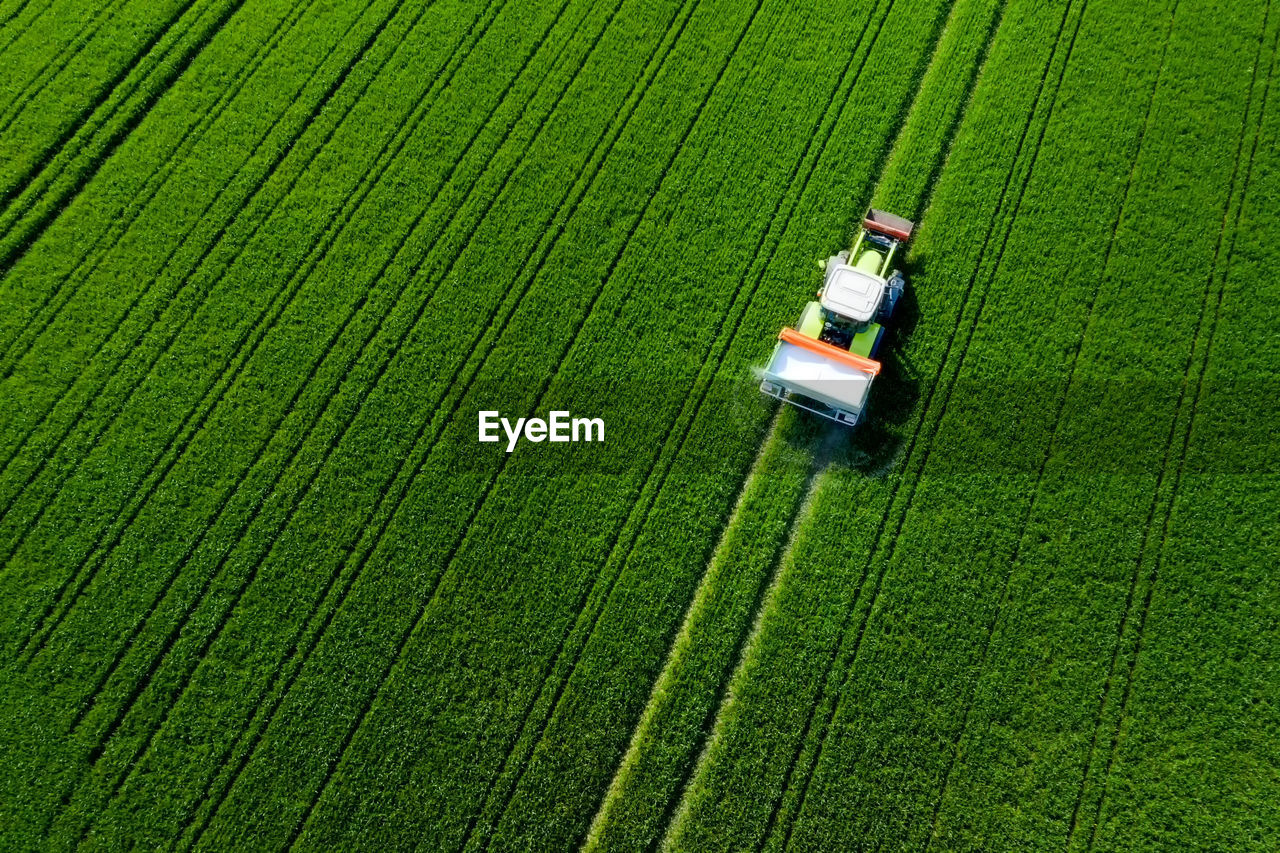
[821, 265, 883, 323]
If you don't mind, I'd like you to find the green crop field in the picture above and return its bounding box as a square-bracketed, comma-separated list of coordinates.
[0, 0, 1276, 846]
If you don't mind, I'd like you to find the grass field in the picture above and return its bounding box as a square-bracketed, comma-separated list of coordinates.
[0, 0, 1276, 847]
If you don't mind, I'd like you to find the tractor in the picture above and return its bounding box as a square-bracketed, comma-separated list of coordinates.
[758, 208, 913, 426]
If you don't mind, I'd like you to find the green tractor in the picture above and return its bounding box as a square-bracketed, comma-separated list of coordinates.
[759, 208, 913, 426]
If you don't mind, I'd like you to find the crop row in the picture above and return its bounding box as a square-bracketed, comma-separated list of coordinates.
[930, 4, 1280, 849]
[3, 0, 755, 844]
[350, 0, 1025, 846]
[130, 0, 981, 845]
[459, 0, 967, 842]
[2, 0, 1273, 847]
[582, 407, 820, 849]
[657, 0, 1275, 848]
[1088, 38, 1280, 846]
[37, 0, 596, 771]
[191, 0, 867, 846]
[0, 0, 51, 41]
[1, 0, 617, 839]
[10, 0, 660, 829]
[912, 0, 1275, 849]
[0, 0, 188, 185]
[656, 0, 1087, 835]
[657, 0, 1178, 845]
[581, 0, 1012, 846]
[159, 0, 788, 846]
[1092, 172, 1280, 847]
[0, 0, 245, 269]
[0, 0, 345, 376]
[0, 0, 447, 567]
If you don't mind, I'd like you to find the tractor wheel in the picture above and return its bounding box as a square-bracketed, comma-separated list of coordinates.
[879, 270, 905, 322]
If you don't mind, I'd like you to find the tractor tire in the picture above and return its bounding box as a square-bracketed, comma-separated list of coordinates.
[878, 270, 905, 322]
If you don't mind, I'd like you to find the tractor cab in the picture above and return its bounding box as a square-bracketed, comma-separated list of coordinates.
[821, 265, 884, 323]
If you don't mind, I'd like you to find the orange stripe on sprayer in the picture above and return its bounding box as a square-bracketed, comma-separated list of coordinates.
[778, 327, 882, 376]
